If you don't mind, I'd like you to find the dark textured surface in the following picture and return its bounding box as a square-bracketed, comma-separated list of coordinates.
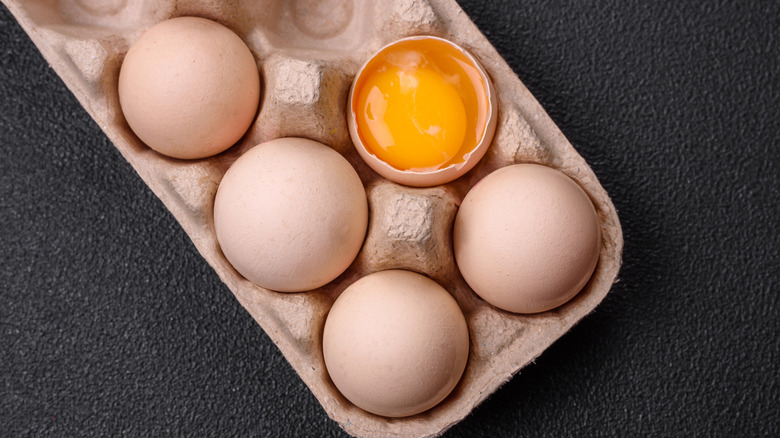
[1, 0, 778, 436]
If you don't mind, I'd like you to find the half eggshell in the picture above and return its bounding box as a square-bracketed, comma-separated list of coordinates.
[347, 35, 498, 187]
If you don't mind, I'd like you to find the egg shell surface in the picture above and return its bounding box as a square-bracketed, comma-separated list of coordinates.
[213, 137, 368, 292]
[322, 270, 470, 418]
[118, 16, 260, 159]
[453, 164, 601, 314]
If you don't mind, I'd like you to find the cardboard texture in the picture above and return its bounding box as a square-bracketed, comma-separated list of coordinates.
[3, 0, 623, 436]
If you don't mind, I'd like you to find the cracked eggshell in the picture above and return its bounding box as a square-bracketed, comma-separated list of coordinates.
[118, 16, 260, 159]
[213, 137, 368, 292]
[347, 35, 497, 187]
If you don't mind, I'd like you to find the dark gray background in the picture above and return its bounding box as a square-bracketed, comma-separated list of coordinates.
[2, 0, 778, 436]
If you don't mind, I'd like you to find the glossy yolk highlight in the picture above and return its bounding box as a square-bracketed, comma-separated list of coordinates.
[359, 68, 466, 170]
[353, 39, 488, 171]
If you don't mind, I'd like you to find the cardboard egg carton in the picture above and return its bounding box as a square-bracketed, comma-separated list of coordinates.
[3, 0, 623, 436]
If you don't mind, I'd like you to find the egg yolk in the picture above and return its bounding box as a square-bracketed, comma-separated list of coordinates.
[353, 38, 489, 171]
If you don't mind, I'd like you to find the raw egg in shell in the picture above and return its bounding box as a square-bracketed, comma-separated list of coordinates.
[348, 36, 497, 187]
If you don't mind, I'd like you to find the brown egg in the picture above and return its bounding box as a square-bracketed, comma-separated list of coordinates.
[453, 164, 601, 314]
[118, 17, 260, 159]
[213, 138, 368, 292]
[322, 270, 470, 418]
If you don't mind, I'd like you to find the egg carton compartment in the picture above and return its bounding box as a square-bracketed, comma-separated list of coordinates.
[3, 0, 623, 437]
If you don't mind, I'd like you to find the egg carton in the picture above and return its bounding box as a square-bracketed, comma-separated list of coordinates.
[3, 0, 624, 436]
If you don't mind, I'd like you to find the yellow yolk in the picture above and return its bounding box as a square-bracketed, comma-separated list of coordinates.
[358, 67, 467, 170]
[352, 38, 489, 171]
